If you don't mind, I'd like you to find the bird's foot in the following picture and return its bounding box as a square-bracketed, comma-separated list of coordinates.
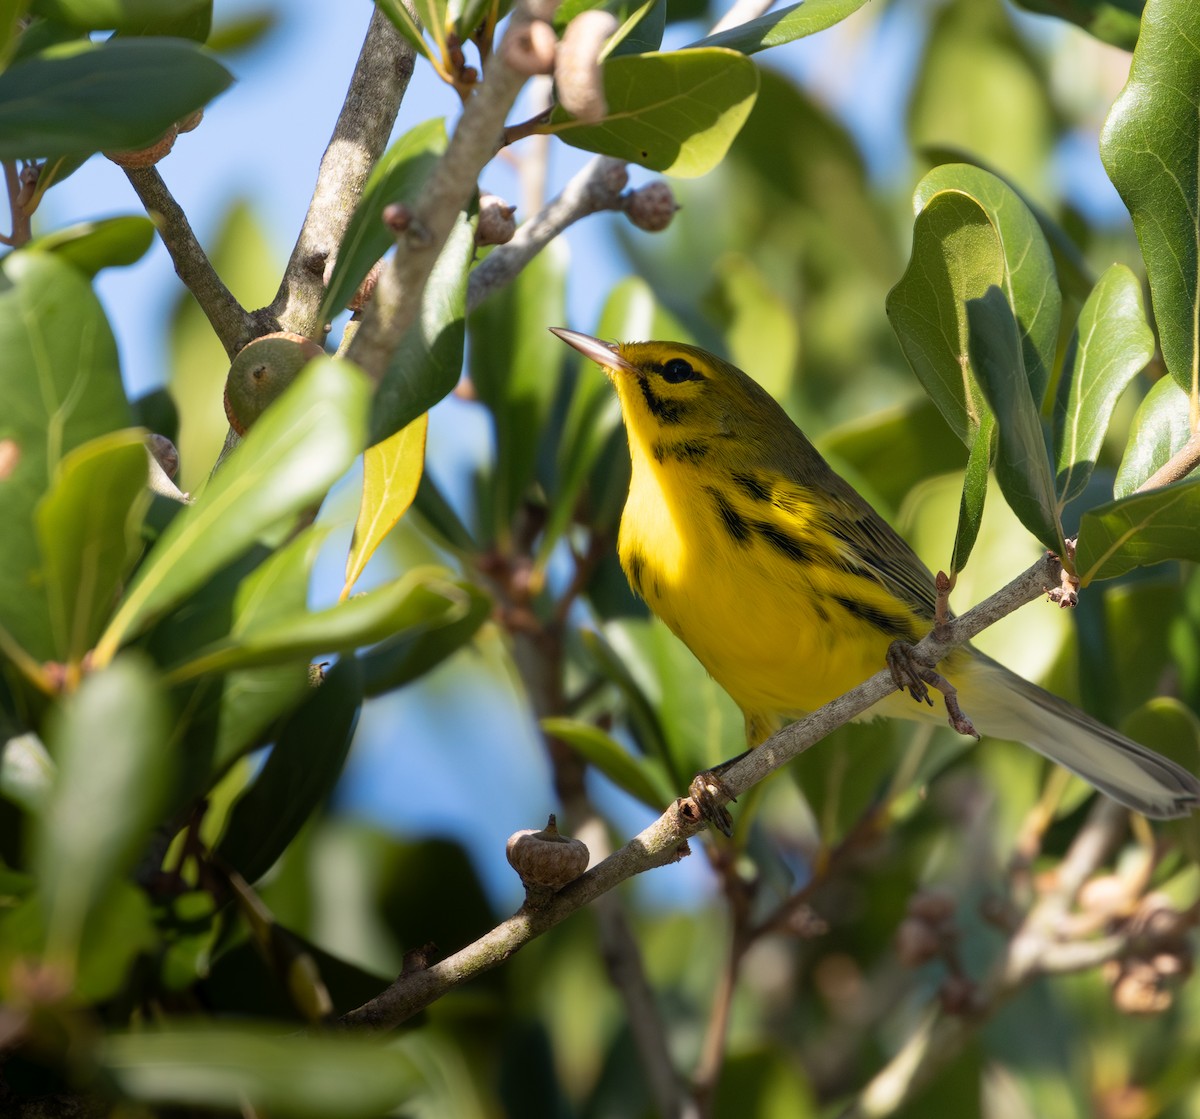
[886, 640, 979, 739]
[687, 770, 736, 837]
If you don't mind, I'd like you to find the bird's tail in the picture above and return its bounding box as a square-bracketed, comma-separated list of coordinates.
[953, 653, 1200, 819]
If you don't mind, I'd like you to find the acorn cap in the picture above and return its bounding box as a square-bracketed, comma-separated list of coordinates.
[224, 332, 325, 435]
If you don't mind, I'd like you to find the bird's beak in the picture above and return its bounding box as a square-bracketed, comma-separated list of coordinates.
[550, 328, 638, 375]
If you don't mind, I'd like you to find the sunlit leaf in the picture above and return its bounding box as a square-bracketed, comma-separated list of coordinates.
[1077, 477, 1200, 584]
[688, 0, 868, 53]
[1114, 376, 1195, 499]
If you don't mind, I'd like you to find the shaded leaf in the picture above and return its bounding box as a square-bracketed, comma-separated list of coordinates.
[1012, 0, 1142, 50]
[541, 716, 673, 810]
[30, 0, 209, 34]
[546, 48, 759, 178]
[0, 37, 231, 160]
[358, 578, 490, 697]
[688, 0, 868, 53]
[1100, 0, 1200, 400]
[94, 358, 369, 664]
[217, 658, 362, 884]
[1077, 477, 1200, 584]
[36, 654, 170, 967]
[372, 208, 473, 442]
[0, 250, 132, 662]
[35, 429, 149, 663]
[1054, 264, 1154, 504]
[100, 1025, 422, 1118]
[29, 215, 155, 275]
[951, 412, 994, 573]
[1114, 375, 1194, 499]
[968, 287, 1064, 555]
[320, 119, 447, 321]
[344, 414, 428, 597]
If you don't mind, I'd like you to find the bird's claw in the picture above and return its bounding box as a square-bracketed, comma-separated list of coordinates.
[887, 640, 933, 706]
[688, 771, 736, 837]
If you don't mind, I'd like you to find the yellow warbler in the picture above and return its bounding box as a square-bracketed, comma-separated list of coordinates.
[551, 328, 1200, 820]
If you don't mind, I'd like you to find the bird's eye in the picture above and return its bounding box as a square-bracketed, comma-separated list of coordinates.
[660, 358, 696, 383]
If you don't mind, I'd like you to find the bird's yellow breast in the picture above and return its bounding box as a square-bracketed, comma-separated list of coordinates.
[617, 443, 916, 737]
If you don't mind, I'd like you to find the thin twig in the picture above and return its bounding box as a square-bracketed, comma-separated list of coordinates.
[338, 551, 1063, 1031]
[1139, 429, 1200, 491]
[123, 166, 255, 358]
[346, 0, 546, 382]
[267, 8, 416, 340]
[467, 155, 629, 313]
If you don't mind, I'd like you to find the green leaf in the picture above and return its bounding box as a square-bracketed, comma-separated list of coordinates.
[371, 208, 474, 442]
[375, 0, 437, 61]
[687, 0, 868, 54]
[165, 567, 472, 682]
[470, 240, 566, 538]
[29, 0, 209, 33]
[1100, 0, 1200, 400]
[0, 250, 132, 662]
[951, 411, 994, 573]
[1115, 375, 1194, 499]
[28, 215, 155, 275]
[542, 717, 674, 810]
[217, 658, 362, 884]
[0, 0, 31, 67]
[320, 119, 447, 322]
[94, 358, 370, 664]
[344, 415, 428, 597]
[1054, 264, 1154, 504]
[0, 37, 231, 160]
[607, 0, 665, 58]
[36, 654, 170, 968]
[358, 578, 490, 697]
[967, 287, 1065, 555]
[1011, 0, 1142, 51]
[35, 430, 149, 663]
[448, 0, 493, 42]
[546, 48, 759, 178]
[1076, 476, 1200, 584]
[100, 1025, 423, 1118]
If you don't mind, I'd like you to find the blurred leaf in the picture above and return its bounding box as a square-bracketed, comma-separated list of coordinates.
[712, 1047, 818, 1118]
[470, 240, 566, 539]
[909, 0, 1055, 193]
[168, 201, 280, 492]
[546, 48, 759, 178]
[167, 567, 470, 682]
[376, 0, 437, 62]
[1101, 0, 1200, 400]
[35, 429, 148, 664]
[1012, 0, 1142, 50]
[448, 0, 492, 43]
[689, 0, 868, 53]
[345, 414, 428, 597]
[0, 731, 53, 812]
[205, 7, 276, 53]
[1123, 697, 1200, 853]
[607, 0, 665, 57]
[321, 119, 446, 321]
[372, 208, 473, 442]
[28, 215, 155, 275]
[358, 578, 490, 697]
[1054, 264, 1154, 504]
[100, 1026, 423, 1118]
[131, 386, 179, 445]
[0, 0, 30, 66]
[0, 250, 131, 662]
[95, 358, 370, 663]
[30, 0, 210, 35]
[1114, 376, 1193, 499]
[822, 397, 968, 513]
[1076, 477, 1200, 583]
[541, 717, 673, 810]
[579, 627, 669, 768]
[218, 658, 362, 883]
[0, 37, 231, 159]
[36, 654, 170, 967]
[967, 287, 1064, 555]
[411, 471, 477, 553]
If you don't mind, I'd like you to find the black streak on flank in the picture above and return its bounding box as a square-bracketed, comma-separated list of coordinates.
[653, 440, 709, 464]
[732, 472, 771, 502]
[752, 521, 809, 563]
[706, 486, 751, 544]
[638, 376, 687, 424]
[626, 551, 646, 597]
[834, 595, 914, 640]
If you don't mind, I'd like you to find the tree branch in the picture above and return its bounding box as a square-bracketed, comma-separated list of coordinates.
[466, 155, 629, 313]
[123, 166, 255, 358]
[338, 551, 1065, 1031]
[1139, 429, 1200, 491]
[267, 7, 416, 340]
[345, 1, 545, 382]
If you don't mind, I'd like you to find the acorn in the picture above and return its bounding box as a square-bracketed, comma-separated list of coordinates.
[105, 124, 179, 169]
[476, 194, 517, 247]
[223, 332, 324, 436]
[506, 815, 589, 899]
[176, 108, 204, 134]
[624, 181, 679, 232]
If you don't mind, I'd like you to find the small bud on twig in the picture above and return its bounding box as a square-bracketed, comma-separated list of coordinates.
[475, 194, 517, 247]
[623, 181, 679, 232]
